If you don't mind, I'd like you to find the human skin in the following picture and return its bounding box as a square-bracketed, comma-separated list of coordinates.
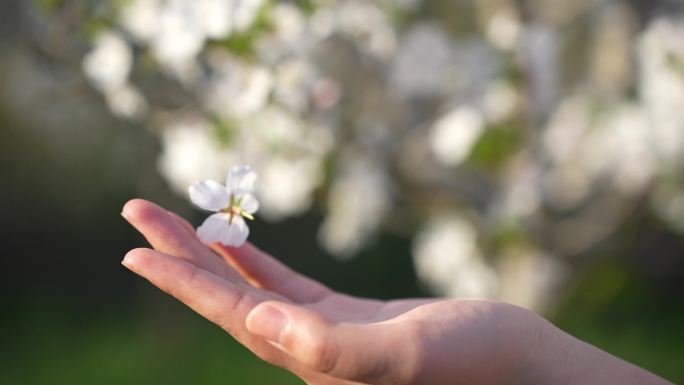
[121, 199, 673, 385]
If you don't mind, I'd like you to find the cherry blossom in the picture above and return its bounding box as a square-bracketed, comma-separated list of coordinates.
[188, 165, 259, 247]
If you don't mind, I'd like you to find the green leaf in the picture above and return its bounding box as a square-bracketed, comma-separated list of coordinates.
[468, 123, 522, 170]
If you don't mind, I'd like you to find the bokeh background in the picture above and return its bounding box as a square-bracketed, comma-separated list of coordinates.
[2, 0, 684, 383]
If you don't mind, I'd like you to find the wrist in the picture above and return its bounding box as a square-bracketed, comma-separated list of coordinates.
[518, 316, 673, 385]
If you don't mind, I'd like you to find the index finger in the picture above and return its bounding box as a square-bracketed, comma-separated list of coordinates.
[122, 248, 290, 363]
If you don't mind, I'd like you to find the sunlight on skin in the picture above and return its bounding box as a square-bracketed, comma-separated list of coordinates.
[121, 199, 674, 385]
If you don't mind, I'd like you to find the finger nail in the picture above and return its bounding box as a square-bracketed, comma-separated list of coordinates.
[122, 253, 136, 271]
[247, 304, 289, 343]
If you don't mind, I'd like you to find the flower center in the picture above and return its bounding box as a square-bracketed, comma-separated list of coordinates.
[229, 205, 242, 216]
[219, 194, 254, 222]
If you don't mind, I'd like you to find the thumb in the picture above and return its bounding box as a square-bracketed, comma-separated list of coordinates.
[245, 301, 418, 384]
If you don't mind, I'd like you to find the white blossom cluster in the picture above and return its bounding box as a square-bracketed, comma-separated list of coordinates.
[75, 0, 684, 311]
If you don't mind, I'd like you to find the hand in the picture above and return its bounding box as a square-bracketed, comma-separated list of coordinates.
[121, 199, 673, 385]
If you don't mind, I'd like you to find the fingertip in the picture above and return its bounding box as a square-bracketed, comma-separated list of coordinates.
[122, 247, 153, 271]
[122, 198, 168, 223]
[122, 199, 148, 221]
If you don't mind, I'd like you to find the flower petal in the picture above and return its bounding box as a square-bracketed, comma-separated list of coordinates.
[235, 190, 259, 214]
[221, 215, 250, 247]
[227, 165, 257, 192]
[196, 213, 232, 244]
[189, 180, 230, 212]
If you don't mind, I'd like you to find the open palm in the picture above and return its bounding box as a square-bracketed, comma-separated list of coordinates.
[122, 199, 540, 385]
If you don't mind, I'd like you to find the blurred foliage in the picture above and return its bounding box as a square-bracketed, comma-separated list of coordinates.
[468, 122, 522, 170]
[557, 263, 684, 382]
[1, 300, 303, 385]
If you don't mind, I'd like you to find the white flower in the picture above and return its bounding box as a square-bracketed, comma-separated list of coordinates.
[158, 120, 237, 194]
[337, 1, 397, 59]
[429, 106, 485, 167]
[258, 157, 320, 220]
[204, 56, 273, 119]
[412, 215, 497, 298]
[318, 156, 390, 258]
[390, 23, 455, 97]
[232, 0, 266, 33]
[120, 0, 162, 44]
[486, 10, 521, 51]
[197, 0, 234, 39]
[82, 31, 132, 93]
[105, 83, 148, 120]
[150, 0, 206, 71]
[638, 17, 684, 163]
[188, 165, 259, 246]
